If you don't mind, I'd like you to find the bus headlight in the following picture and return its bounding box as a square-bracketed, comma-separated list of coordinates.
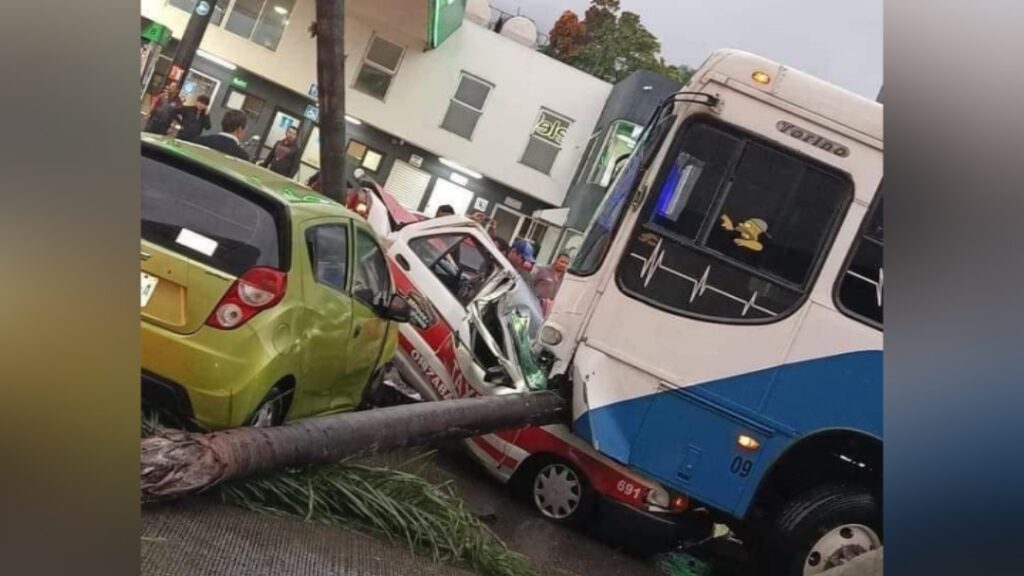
[540, 325, 563, 346]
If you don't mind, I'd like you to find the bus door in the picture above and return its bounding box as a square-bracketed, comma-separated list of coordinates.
[577, 114, 854, 513]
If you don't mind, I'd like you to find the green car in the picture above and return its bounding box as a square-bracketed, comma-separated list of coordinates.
[141, 134, 410, 430]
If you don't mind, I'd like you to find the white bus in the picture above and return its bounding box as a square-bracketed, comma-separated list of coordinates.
[538, 50, 883, 575]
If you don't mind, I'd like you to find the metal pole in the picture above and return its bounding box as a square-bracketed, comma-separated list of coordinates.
[315, 0, 347, 202]
[163, 0, 219, 91]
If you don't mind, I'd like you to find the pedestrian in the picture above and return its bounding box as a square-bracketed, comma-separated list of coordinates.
[261, 126, 302, 177]
[435, 204, 455, 217]
[505, 238, 536, 282]
[147, 81, 182, 117]
[195, 109, 251, 161]
[173, 95, 212, 142]
[144, 81, 183, 135]
[532, 252, 571, 317]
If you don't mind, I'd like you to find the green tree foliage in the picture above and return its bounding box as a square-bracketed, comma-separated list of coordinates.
[547, 0, 692, 84]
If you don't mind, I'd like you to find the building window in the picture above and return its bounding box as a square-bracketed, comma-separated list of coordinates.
[223, 88, 266, 122]
[354, 34, 405, 101]
[836, 185, 883, 329]
[168, 0, 294, 51]
[440, 72, 494, 140]
[616, 116, 852, 323]
[589, 120, 643, 187]
[346, 140, 385, 173]
[521, 108, 573, 175]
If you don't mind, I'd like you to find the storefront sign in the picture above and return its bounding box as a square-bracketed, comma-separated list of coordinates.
[182, 80, 197, 95]
[231, 77, 249, 89]
[141, 22, 172, 47]
[304, 104, 319, 122]
[533, 110, 570, 147]
[428, 0, 467, 48]
[195, 1, 211, 16]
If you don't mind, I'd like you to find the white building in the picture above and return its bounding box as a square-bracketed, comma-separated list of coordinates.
[141, 0, 613, 258]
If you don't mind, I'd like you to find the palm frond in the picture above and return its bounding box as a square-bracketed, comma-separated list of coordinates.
[657, 552, 712, 576]
[221, 454, 537, 576]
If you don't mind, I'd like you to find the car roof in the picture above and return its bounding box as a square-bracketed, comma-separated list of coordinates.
[141, 134, 360, 223]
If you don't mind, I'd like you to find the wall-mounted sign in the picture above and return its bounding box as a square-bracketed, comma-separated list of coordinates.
[182, 80, 197, 95]
[503, 197, 523, 210]
[168, 65, 185, 82]
[776, 120, 850, 158]
[409, 154, 424, 168]
[141, 22, 172, 47]
[304, 104, 319, 122]
[308, 83, 318, 97]
[533, 110, 570, 147]
[280, 116, 296, 128]
[231, 76, 248, 89]
[474, 197, 489, 212]
[195, 1, 211, 16]
[428, 0, 467, 48]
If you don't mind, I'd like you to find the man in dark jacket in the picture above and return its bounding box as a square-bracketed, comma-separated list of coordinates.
[195, 110, 251, 161]
[174, 95, 212, 142]
[261, 126, 301, 177]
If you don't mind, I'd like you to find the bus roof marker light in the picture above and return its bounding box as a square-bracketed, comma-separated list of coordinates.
[752, 71, 772, 85]
[738, 434, 761, 451]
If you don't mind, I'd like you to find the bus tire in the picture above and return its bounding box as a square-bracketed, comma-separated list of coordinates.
[759, 484, 881, 576]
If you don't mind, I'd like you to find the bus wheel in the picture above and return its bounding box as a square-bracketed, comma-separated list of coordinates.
[761, 484, 881, 576]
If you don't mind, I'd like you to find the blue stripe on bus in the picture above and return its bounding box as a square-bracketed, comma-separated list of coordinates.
[573, 350, 882, 516]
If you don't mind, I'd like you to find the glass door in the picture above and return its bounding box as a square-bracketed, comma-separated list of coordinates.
[298, 125, 320, 185]
[424, 178, 475, 217]
[489, 204, 526, 244]
[260, 108, 302, 164]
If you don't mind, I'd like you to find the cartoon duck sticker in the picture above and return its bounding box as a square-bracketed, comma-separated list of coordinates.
[720, 214, 770, 252]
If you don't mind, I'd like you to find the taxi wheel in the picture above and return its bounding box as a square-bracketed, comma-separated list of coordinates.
[516, 456, 595, 526]
[247, 383, 292, 428]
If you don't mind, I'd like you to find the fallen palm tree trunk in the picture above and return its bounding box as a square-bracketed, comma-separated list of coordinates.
[142, 391, 567, 502]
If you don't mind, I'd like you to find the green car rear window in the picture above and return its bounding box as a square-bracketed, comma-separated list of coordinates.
[141, 153, 287, 276]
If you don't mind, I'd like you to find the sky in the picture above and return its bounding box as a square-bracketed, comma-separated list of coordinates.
[488, 0, 883, 98]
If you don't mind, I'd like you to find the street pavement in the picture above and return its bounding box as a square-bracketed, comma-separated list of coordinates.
[140, 445, 667, 576]
[142, 497, 479, 576]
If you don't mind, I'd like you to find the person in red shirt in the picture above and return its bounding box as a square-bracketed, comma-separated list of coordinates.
[532, 252, 570, 317]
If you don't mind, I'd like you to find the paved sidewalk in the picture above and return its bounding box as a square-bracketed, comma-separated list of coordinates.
[141, 498, 479, 576]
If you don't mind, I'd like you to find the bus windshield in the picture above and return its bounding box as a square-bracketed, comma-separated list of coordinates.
[571, 108, 676, 276]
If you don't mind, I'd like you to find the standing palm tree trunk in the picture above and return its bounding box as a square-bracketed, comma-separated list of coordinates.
[141, 392, 568, 501]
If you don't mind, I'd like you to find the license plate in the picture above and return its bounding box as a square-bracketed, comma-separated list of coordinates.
[141, 272, 159, 308]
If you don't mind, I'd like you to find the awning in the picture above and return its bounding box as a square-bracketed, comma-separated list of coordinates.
[531, 207, 570, 227]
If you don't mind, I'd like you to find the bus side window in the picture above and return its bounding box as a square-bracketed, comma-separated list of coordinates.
[835, 186, 883, 329]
